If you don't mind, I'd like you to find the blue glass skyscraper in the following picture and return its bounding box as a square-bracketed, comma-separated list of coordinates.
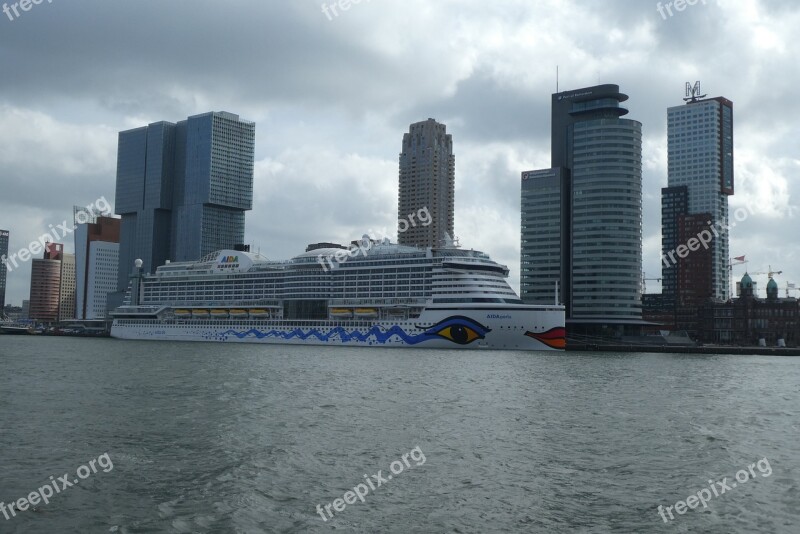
[114, 112, 255, 292]
[115, 121, 176, 291]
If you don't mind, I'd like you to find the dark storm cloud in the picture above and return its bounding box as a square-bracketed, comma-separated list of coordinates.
[397, 70, 551, 145]
[0, 0, 446, 117]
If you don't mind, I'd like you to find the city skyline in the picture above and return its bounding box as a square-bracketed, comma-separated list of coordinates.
[1, 1, 798, 306]
[0, 5, 797, 533]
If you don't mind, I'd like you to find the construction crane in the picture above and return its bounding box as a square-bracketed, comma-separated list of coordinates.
[642, 272, 662, 294]
[750, 265, 783, 278]
[745, 265, 783, 298]
[786, 282, 799, 298]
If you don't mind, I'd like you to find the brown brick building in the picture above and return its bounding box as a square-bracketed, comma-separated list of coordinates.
[694, 274, 798, 346]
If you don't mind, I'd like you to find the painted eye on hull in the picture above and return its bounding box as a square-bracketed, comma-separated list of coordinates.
[437, 324, 481, 344]
[420, 316, 491, 345]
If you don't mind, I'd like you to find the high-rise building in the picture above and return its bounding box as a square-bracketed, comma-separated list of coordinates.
[29, 243, 64, 323]
[521, 168, 566, 304]
[75, 216, 120, 319]
[663, 90, 733, 303]
[115, 111, 255, 293]
[398, 118, 455, 248]
[58, 253, 76, 321]
[521, 84, 643, 334]
[115, 120, 178, 291]
[660, 185, 688, 310]
[0, 229, 8, 313]
[173, 112, 255, 262]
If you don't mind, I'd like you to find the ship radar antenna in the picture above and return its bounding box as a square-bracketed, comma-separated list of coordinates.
[440, 233, 461, 249]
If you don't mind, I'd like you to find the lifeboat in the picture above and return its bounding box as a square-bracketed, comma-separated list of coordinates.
[210, 309, 228, 319]
[173, 309, 192, 318]
[354, 308, 378, 318]
[330, 308, 353, 319]
[192, 309, 210, 318]
[249, 309, 270, 318]
[229, 309, 249, 319]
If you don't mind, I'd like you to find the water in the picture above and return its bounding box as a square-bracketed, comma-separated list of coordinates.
[0, 337, 798, 533]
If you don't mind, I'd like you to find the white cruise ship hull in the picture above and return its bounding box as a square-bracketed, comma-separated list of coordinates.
[111, 306, 565, 351]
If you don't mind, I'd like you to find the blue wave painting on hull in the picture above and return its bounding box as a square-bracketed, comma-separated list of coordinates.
[215, 316, 491, 346]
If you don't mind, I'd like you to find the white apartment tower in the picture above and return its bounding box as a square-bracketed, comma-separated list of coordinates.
[75, 216, 121, 319]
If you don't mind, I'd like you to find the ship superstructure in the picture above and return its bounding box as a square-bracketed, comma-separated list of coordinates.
[111, 240, 565, 350]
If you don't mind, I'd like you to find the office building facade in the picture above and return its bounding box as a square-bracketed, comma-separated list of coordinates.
[398, 118, 455, 248]
[75, 216, 120, 319]
[29, 243, 64, 323]
[521, 168, 566, 305]
[522, 84, 642, 331]
[116, 120, 178, 291]
[660, 185, 688, 309]
[58, 253, 76, 321]
[173, 112, 255, 261]
[115, 112, 255, 293]
[85, 243, 118, 319]
[663, 95, 733, 303]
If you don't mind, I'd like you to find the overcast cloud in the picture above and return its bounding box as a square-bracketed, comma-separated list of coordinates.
[1, 0, 798, 305]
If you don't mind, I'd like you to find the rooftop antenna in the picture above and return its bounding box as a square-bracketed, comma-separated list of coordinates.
[556, 65, 559, 93]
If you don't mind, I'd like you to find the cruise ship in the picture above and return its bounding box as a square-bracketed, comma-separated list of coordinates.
[111, 239, 565, 350]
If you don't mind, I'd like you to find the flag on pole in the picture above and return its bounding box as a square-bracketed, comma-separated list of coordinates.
[734, 255, 746, 262]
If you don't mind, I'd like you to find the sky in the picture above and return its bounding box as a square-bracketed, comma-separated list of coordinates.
[1, 0, 798, 306]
